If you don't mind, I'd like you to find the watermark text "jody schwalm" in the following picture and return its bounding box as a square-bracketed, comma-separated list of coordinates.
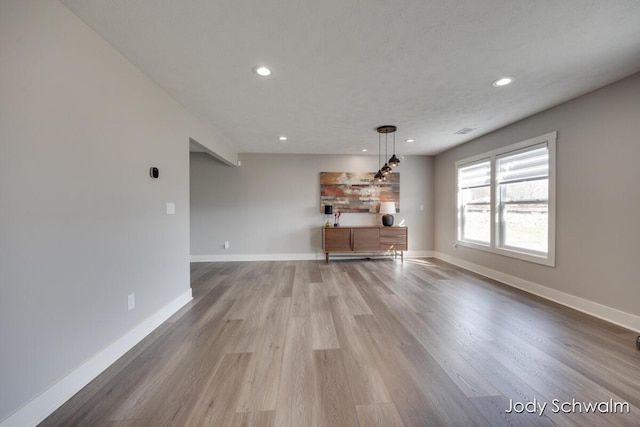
[505, 398, 630, 416]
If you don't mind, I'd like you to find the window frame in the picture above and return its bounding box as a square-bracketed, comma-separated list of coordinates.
[457, 158, 492, 245]
[455, 132, 556, 267]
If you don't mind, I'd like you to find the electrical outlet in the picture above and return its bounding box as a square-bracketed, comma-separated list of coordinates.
[224, 241, 230, 249]
[128, 293, 135, 311]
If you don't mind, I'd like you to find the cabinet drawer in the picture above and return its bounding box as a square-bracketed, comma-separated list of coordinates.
[380, 242, 407, 250]
[380, 228, 407, 250]
[379, 228, 407, 238]
[380, 237, 407, 245]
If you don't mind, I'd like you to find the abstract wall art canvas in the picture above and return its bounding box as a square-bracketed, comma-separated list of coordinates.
[320, 172, 400, 213]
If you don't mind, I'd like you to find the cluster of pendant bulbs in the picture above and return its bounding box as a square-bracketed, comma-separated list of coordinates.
[374, 125, 400, 182]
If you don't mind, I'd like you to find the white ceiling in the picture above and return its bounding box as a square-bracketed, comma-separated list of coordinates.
[62, 0, 640, 156]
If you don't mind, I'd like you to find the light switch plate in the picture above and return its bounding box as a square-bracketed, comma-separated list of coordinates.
[166, 202, 176, 215]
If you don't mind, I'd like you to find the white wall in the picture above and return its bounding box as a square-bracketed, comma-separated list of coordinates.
[0, 0, 236, 423]
[190, 154, 434, 259]
[434, 73, 640, 323]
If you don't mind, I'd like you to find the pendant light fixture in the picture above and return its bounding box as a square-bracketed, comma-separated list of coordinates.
[375, 126, 397, 181]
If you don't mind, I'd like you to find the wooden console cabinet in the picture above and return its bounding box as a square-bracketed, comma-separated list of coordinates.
[322, 226, 407, 263]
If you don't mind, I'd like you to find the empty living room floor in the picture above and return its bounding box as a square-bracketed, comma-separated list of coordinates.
[43, 258, 640, 426]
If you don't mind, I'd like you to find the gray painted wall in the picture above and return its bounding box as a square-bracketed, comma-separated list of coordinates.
[190, 154, 434, 258]
[2, 0, 638, 422]
[434, 73, 640, 316]
[0, 1, 232, 421]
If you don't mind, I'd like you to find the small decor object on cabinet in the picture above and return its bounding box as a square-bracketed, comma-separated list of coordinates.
[334, 211, 341, 227]
[379, 202, 396, 226]
[324, 205, 333, 227]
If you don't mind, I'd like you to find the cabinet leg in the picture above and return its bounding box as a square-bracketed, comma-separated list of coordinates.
[325, 253, 329, 264]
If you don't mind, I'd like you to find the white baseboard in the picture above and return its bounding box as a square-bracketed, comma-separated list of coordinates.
[405, 250, 435, 258]
[433, 251, 640, 333]
[191, 253, 322, 262]
[191, 250, 435, 263]
[1, 289, 193, 427]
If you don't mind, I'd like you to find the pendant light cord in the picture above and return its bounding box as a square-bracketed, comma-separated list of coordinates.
[385, 132, 388, 161]
[393, 131, 395, 155]
[378, 132, 382, 170]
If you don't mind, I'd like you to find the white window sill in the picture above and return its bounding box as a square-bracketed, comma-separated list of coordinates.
[456, 240, 555, 267]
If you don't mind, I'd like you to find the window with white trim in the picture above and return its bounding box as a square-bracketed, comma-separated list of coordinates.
[458, 159, 491, 244]
[456, 132, 556, 266]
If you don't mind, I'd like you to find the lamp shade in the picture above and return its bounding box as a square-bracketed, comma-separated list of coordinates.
[324, 205, 333, 215]
[379, 202, 396, 215]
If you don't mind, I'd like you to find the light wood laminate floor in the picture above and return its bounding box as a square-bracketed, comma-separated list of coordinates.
[42, 259, 640, 426]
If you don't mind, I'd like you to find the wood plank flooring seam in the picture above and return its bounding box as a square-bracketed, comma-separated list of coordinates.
[42, 259, 640, 427]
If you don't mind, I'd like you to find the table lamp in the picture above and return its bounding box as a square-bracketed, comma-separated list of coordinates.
[379, 202, 396, 226]
[324, 205, 333, 227]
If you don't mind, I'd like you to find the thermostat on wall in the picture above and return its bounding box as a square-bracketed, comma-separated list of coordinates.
[150, 167, 159, 178]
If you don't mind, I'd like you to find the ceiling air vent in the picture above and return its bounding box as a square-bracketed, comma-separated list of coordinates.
[454, 128, 475, 135]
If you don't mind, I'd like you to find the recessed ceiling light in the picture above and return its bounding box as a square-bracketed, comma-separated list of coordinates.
[405, 139, 415, 143]
[278, 136, 287, 141]
[362, 149, 368, 152]
[492, 77, 513, 87]
[253, 66, 272, 77]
